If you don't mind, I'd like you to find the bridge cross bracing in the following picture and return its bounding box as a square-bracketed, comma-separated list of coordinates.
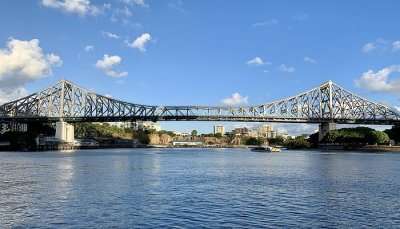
[0, 80, 399, 125]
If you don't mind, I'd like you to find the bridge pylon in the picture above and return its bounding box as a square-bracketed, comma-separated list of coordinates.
[55, 120, 74, 143]
[318, 122, 336, 142]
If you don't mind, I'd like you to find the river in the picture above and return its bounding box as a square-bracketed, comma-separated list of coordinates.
[1, 148, 400, 228]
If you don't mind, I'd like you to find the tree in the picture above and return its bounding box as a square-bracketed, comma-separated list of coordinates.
[285, 136, 311, 149]
[214, 133, 223, 138]
[269, 136, 285, 145]
[323, 131, 339, 143]
[191, 130, 198, 136]
[308, 132, 319, 147]
[320, 127, 385, 145]
[133, 130, 150, 144]
[385, 125, 400, 143]
[245, 137, 262, 145]
[366, 131, 390, 145]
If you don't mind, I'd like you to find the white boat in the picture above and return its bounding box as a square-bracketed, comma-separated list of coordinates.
[251, 146, 281, 152]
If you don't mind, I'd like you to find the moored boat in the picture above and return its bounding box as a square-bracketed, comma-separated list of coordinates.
[250, 146, 281, 152]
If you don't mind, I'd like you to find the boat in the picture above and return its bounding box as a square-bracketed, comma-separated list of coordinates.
[250, 146, 281, 152]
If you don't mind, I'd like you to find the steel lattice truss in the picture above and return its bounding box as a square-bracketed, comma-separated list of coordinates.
[0, 80, 399, 124]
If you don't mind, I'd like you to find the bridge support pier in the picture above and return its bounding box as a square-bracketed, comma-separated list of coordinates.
[318, 122, 336, 142]
[55, 121, 75, 143]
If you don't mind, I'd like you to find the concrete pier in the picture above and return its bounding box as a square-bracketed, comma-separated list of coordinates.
[55, 121, 74, 143]
[319, 122, 336, 142]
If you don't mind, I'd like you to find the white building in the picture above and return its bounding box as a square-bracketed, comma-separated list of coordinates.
[213, 125, 225, 135]
[256, 124, 279, 138]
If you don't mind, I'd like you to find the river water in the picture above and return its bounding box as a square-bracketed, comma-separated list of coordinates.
[1, 148, 400, 228]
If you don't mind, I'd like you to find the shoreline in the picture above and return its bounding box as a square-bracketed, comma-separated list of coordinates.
[1, 144, 400, 152]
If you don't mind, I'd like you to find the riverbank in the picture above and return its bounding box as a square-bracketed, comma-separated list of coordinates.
[2, 142, 400, 152]
[319, 144, 400, 152]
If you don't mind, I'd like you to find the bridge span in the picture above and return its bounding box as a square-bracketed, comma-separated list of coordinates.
[0, 80, 399, 141]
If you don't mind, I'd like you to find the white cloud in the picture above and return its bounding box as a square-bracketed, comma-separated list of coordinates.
[246, 57, 269, 66]
[0, 38, 61, 103]
[355, 65, 400, 93]
[0, 87, 28, 104]
[84, 45, 94, 52]
[361, 38, 390, 53]
[252, 19, 279, 27]
[221, 93, 248, 106]
[392, 41, 400, 52]
[95, 54, 128, 78]
[0, 38, 62, 89]
[122, 0, 148, 7]
[110, 7, 138, 25]
[362, 42, 376, 53]
[395, 106, 400, 112]
[128, 33, 152, 52]
[102, 31, 120, 39]
[279, 64, 295, 73]
[304, 56, 317, 64]
[47, 53, 63, 66]
[41, 0, 103, 16]
[118, 6, 133, 17]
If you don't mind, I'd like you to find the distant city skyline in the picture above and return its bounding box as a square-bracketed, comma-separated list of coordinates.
[0, 1, 399, 134]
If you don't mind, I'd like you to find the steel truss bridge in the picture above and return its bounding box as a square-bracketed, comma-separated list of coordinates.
[0, 80, 399, 125]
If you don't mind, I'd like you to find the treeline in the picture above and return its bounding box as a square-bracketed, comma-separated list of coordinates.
[74, 123, 177, 144]
[245, 135, 311, 149]
[74, 123, 132, 139]
[322, 127, 390, 145]
[73, 123, 400, 148]
[265, 125, 400, 149]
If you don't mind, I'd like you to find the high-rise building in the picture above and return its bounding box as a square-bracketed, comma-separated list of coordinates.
[233, 127, 249, 136]
[213, 125, 225, 135]
[256, 124, 278, 138]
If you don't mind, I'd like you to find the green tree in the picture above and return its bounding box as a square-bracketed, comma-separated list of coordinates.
[191, 130, 198, 136]
[245, 137, 262, 145]
[285, 136, 311, 149]
[308, 132, 319, 147]
[320, 127, 390, 145]
[366, 131, 390, 145]
[133, 130, 150, 144]
[268, 136, 285, 145]
[324, 131, 339, 143]
[385, 125, 400, 143]
[214, 133, 223, 138]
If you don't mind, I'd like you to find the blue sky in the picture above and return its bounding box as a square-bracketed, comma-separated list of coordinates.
[0, 0, 399, 134]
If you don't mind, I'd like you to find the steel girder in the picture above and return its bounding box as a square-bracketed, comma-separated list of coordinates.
[0, 80, 399, 124]
[0, 80, 157, 122]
